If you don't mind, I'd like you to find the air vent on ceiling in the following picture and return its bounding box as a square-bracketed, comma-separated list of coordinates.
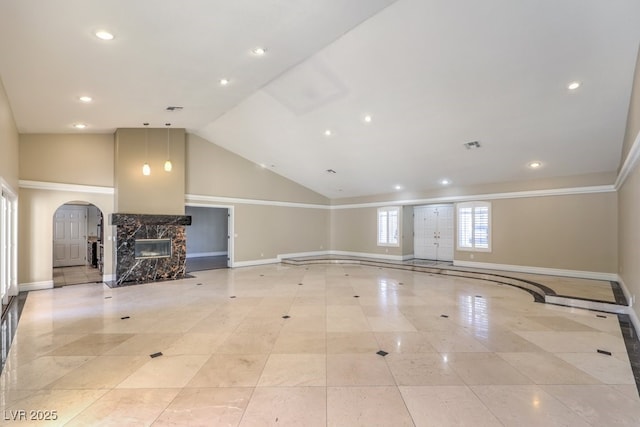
[463, 141, 481, 149]
[166, 106, 183, 111]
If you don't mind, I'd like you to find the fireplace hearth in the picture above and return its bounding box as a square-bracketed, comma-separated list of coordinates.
[110, 214, 191, 287]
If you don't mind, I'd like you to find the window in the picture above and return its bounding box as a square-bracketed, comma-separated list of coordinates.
[456, 201, 491, 251]
[377, 206, 400, 246]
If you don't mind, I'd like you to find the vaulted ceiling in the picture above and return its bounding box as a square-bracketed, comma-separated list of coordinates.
[1, 0, 639, 198]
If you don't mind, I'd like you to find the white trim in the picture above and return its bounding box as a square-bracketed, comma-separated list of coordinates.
[232, 258, 280, 267]
[186, 193, 327, 210]
[20, 280, 53, 292]
[329, 250, 406, 262]
[0, 176, 18, 199]
[616, 274, 633, 308]
[628, 308, 640, 343]
[545, 296, 627, 314]
[187, 251, 228, 258]
[102, 274, 115, 282]
[19, 180, 114, 194]
[276, 250, 330, 260]
[401, 253, 414, 261]
[452, 260, 618, 282]
[615, 130, 640, 189]
[332, 185, 615, 210]
[188, 185, 614, 212]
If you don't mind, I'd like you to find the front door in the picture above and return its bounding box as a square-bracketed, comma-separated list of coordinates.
[53, 206, 87, 267]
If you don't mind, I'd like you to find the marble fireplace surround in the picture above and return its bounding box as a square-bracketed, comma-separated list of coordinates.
[110, 213, 192, 287]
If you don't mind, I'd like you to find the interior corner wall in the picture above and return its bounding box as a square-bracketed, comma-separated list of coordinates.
[0, 76, 19, 191]
[453, 192, 618, 273]
[18, 188, 114, 287]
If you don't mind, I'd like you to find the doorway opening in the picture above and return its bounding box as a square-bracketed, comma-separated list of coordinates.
[185, 205, 231, 272]
[413, 204, 454, 263]
[52, 202, 104, 287]
[1, 184, 18, 315]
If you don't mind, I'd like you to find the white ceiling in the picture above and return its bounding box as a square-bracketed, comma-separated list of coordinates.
[1, 0, 639, 199]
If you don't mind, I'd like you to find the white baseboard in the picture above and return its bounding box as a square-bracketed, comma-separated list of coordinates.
[186, 251, 228, 259]
[628, 308, 640, 341]
[328, 250, 407, 262]
[102, 274, 115, 282]
[232, 258, 279, 268]
[277, 250, 330, 260]
[453, 260, 618, 282]
[20, 280, 53, 292]
[402, 253, 415, 261]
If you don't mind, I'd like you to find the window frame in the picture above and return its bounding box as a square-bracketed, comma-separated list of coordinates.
[377, 206, 400, 247]
[456, 201, 491, 252]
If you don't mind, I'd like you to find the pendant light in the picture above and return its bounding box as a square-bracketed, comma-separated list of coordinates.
[142, 123, 151, 176]
[164, 123, 172, 172]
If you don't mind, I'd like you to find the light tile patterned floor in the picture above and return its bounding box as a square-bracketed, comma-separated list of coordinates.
[2, 263, 639, 426]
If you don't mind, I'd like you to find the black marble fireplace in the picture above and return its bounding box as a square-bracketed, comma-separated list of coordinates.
[110, 213, 191, 286]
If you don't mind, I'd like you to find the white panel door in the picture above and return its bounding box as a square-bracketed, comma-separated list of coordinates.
[413, 204, 454, 261]
[53, 206, 87, 267]
[436, 205, 454, 261]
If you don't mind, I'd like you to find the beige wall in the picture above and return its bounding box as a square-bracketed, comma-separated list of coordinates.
[454, 192, 618, 273]
[234, 205, 328, 261]
[619, 161, 640, 314]
[187, 133, 329, 205]
[115, 128, 185, 215]
[621, 46, 640, 164]
[330, 207, 404, 258]
[18, 188, 114, 286]
[186, 133, 330, 263]
[401, 206, 414, 256]
[619, 46, 640, 319]
[19, 134, 114, 187]
[0, 77, 19, 192]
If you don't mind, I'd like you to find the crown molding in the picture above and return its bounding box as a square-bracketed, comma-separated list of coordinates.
[615, 130, 640, 189]
[19, 180, 114, 194]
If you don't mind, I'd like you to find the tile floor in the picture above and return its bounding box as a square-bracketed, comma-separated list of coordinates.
[2, 263, 639, 426]
[53, 266, 103, 288]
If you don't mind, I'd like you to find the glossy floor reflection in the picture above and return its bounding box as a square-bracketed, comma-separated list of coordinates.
[1, 263, 639, 426]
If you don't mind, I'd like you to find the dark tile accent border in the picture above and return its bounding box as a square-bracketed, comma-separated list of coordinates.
[611, 281, 629, 305]
[1, 292, 28, 375]
[617, 314, 640, 397]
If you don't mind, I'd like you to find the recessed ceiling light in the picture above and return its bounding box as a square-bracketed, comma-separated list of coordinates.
[78, 96, 92, 103]
[567, 81, 581, 90]
[528, 161, 542, 169]
[259, 163, 267, 168]
[219, 78, 230, 86]
[324, 129, 332, 137]
[440, 178, 451, 185]
[394, 185, 402, 190]
[251, 47, 266, 56]
[95, 30, 114, 41]
[363, 115, 372, 123]
[73, 123, 87, 129]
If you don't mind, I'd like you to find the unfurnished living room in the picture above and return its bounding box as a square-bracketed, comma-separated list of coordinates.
[1, 1, 640, 425]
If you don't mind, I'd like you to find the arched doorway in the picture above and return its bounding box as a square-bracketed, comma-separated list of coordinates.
[52, 201, 104, 287]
